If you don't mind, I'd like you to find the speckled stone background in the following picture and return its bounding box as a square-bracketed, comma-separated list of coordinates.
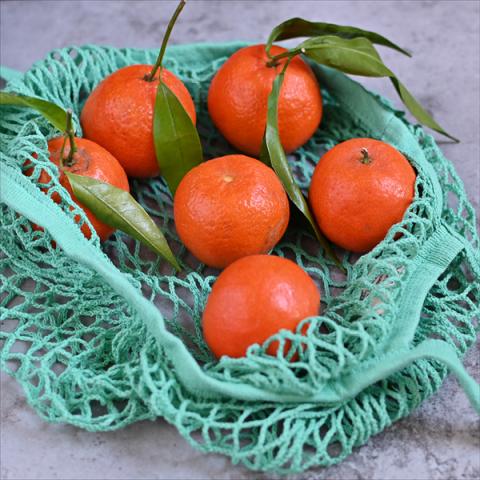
[1, 1, 479, 479]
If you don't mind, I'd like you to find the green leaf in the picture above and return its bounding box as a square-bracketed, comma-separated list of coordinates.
[0, 91, 67, 131]
[65, 172, 180, 270]
[259, 133, 271, 166]
[262, 65, 343, 270]
[153, 80, 203, 195]
[300, 36, 392, 77]
[302, 35, 383, 61]
[298, 36, 458, 141]
[266, 17, 411, 57]
[390, 78, 459, 142]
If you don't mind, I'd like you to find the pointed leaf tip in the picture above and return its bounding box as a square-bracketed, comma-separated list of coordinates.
[271, 35, 455, 142]
[266, 17, 411, 58]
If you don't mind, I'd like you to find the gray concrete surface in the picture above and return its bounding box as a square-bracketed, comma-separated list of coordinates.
[1, 1, 479, 479]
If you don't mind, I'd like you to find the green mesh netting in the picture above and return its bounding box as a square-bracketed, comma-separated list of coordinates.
[0, 42, 479, 474]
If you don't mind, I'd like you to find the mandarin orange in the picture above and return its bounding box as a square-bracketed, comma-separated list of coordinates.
[174, 155, 290, 269]
[202, 254, 320, 358]
[309, 138, 416, 252]
[81, 65, 196, 178]
[29, 137, 129, 241]
[208, 44, 322, 156]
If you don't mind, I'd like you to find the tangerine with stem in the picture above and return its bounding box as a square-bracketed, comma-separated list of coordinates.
[27, 110, 130, 241]
[309, 138, 416, 252]
[208, 44, 322, 157]
[80, 0, 196, 178]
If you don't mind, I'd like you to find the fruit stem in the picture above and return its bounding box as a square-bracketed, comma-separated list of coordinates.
[58, 135, 68, 169]
[266, 48, 303, 68]
[60, 109, 77, 167]
[145, 0, 186, 82]
[360, 147, 373, 165]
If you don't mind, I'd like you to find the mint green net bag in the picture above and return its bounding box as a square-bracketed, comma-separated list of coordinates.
[1, 42, 479, 474]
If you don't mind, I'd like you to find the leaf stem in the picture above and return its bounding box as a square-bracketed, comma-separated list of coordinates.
[145, 0, 186, 82]
[58, 135, 68, 168]
[266, 48, 303, 68]
[62, 109, 77, 167]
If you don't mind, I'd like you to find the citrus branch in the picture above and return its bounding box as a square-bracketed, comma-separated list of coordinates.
[59, 109, 77, 167]
[145, 0, 186, 82]
[266, 47, 305, 68]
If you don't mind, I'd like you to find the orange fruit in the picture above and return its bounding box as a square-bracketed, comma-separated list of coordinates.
[80, 64, 196, 178]
[207, 44, 322, 157]
[173, 154, 290, 269]
[28, 137, 129, 241]
[202, 254, 320, 359]
[309, 138, 416, 252]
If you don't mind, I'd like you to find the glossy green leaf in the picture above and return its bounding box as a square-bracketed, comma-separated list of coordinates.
[65, 172, 180, 270]
[266, 17, 410, 57]
[153, 80, 203, 195]
[0, 91, 67, 131]
[302, 35, 383, 61]
[262, 66, 343, 269]
[298, 36, 458, 141]
[300, 36, 392, 77]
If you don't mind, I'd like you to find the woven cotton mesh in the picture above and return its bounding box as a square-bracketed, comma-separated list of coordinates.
[0, 43, 479, 473]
